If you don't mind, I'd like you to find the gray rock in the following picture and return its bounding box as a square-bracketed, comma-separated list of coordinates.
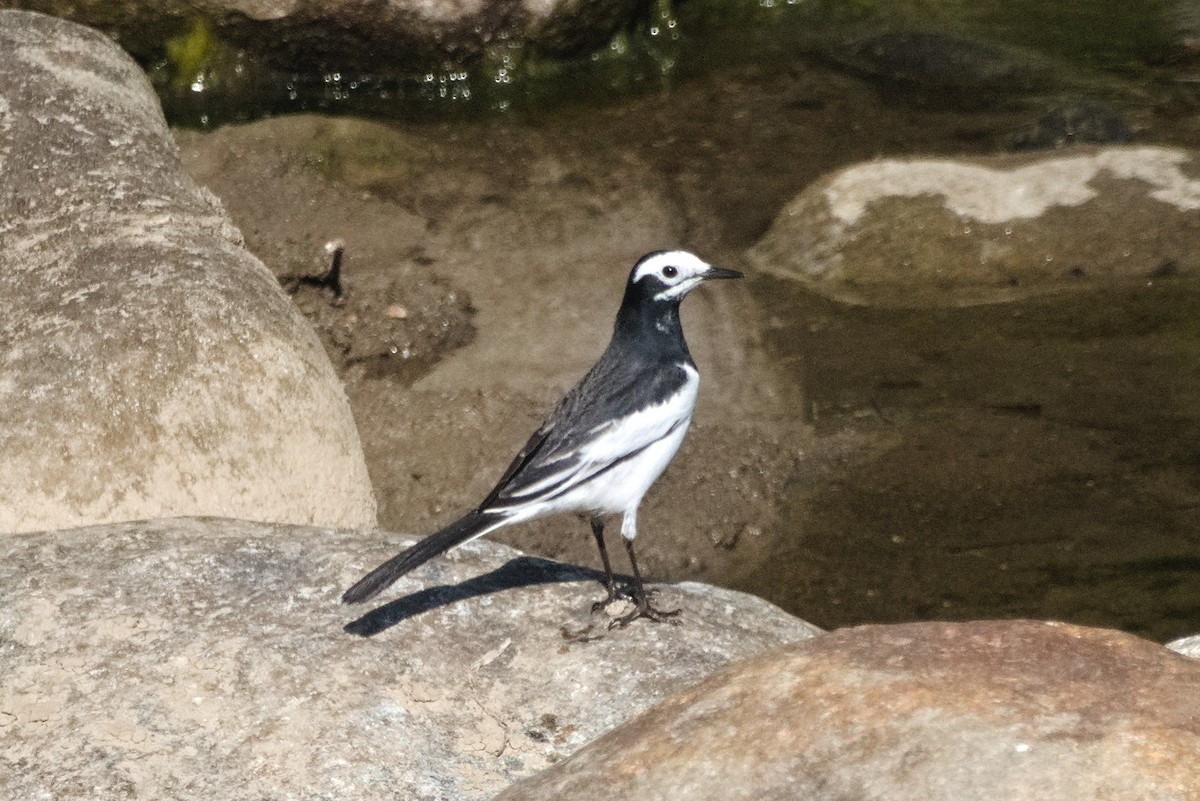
[748, 145, 1200, 306]
[0, 10, 375, 532]
[497, 620, 1200, 801]
[0, 517, 821, 800]
[0, 0, 648, 73]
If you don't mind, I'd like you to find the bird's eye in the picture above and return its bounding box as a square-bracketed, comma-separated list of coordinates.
[662, 266, 679, 279]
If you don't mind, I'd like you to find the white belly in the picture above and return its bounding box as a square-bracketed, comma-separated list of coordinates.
[531, 363, 699, 521]
[553, 417, 692, 516]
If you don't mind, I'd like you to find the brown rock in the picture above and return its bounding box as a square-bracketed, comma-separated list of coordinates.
[498, 620, 1200, 801]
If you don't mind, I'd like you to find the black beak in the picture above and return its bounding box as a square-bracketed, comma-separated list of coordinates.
[703, 265, 744, 281]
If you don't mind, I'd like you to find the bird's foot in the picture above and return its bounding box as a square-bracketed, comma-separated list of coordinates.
[590, 584, 631, 614]
[609, 588, 681, 629]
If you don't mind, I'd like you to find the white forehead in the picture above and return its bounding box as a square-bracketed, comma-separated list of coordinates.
[632, 250, 711, 282]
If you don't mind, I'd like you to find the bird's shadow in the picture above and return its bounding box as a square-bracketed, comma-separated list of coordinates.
[343, 556, 617, 637]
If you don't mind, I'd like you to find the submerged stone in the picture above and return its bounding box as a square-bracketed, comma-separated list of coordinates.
[1010, 100, 1134, 150]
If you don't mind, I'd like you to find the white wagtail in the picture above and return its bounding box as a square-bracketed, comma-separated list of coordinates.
[342, 250, 742, 626]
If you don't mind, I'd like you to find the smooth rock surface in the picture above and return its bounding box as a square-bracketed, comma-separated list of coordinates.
[0, 517, 820, 800]
[0, 11, 375, 532]
[498, 620, 1200, 801]
[0, 0, 647, 73]
[748, 145, 1200, 306]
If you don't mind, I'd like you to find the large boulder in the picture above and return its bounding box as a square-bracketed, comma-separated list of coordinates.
[748, 146, 1200, 306]
[0, 517, 821, 800]
[0, 11, 375, 532]
[498, 619, 1200, 801]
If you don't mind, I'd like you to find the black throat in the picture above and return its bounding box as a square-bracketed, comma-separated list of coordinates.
[609, 277, 693, 365]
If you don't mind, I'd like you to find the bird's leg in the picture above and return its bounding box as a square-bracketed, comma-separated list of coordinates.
[588, 517, 624, 612]
[612, 530, 681, 628]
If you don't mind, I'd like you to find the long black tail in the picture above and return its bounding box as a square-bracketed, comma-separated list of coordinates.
[342, 510, 505, 604]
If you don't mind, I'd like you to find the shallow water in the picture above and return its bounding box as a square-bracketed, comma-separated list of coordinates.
[163, 1, 1200, 640]
[747, 277, 1200, 642]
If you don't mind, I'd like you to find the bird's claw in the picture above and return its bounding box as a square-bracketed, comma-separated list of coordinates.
[607, 590, 681, 629]
[590, 584, 629, 614]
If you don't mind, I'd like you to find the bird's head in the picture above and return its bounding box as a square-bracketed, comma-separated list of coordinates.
[629, 250, 743, 303]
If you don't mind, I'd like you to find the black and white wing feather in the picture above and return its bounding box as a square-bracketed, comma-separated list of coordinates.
[480, 352, 697, 516]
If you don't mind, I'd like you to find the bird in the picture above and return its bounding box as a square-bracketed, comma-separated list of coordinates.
[342, 250, 743, 626]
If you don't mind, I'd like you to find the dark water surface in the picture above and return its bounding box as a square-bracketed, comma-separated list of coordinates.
[748, 277, 1200, 642]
